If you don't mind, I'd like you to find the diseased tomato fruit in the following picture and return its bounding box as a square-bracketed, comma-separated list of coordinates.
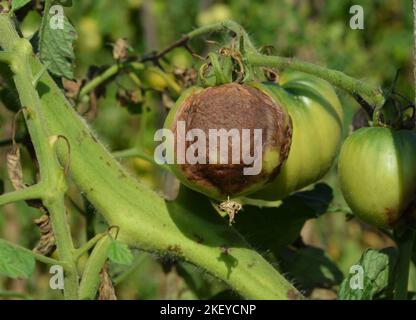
[163, 82, 292, 200]
[338, 127, 416, 229]
[252, 72, 343, 200]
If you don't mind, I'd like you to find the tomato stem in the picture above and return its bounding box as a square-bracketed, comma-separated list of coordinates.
[247, 53, 385, 109]
[0, 16, 80, 299]
[394, 229, 415, 300]
[0, 13, 302, 300]
[77, 20, 387, 117]
[79, 64, 123, 98]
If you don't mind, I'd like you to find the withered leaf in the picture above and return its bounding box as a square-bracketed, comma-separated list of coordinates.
[62, 78, 83, 100]
[98, 263, 117, 300]
[33, 215, 56, 256]
[7, 146, 24, 190]
[113, 38, 130, 61]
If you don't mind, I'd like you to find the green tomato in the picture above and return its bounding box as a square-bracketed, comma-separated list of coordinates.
[338, 127, 416, 229]
[253, 72, 343, 200]
[163, 83, 292, 200]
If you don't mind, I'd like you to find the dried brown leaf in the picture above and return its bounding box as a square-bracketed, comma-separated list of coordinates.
[98, 263, 117, 300]
[33, 214, 56, 256]
[6, 146, 24, 190]
[113, 38, 130, 61]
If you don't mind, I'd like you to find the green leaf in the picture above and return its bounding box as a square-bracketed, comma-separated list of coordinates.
[108, 239, 133, 266]
[11, 0, 31, 11]
[280, 246, 343, 291]
[0, 239, 35, 279]
[234, 183, 333, 254]
[38, 1, 77, 79]
[338, 248, 398, 300]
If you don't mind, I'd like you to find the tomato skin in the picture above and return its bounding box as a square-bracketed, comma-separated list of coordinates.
[253, 72, 343, 200]
[338, 127, 416, 229]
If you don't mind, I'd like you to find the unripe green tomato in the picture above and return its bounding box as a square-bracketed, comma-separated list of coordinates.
[338, 127, 416, 229]
[78, 17, 102, 52]
[144, 68, 169, 90]
[252, 72, 343, 200]
[163, 83, 293, 200]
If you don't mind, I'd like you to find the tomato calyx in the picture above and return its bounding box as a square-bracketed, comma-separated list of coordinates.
[371, 91, 415, 130]
[352, 70, 415, 131]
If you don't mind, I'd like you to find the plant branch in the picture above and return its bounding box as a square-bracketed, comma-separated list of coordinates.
[0, 51, 13, 63]
[0, 184, 45, 206]
[394, 229, 415, 299]
[5, 239, 64, 267]
[79, 64, 122, 98]
[0, 14, 302, 300]
[247, 54, 385, 108]
[140, 36, 190, 63]
[77, 20, 256, 101]
[113, 147, 170, 171]
[45, 197, 79, 299]
[74, 232, 106, 261]
[0, 19, 79, 299]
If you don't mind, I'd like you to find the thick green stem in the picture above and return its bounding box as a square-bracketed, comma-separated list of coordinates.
[394, 229, 415, 300]
[46, 198, 79, 300]
[0, 17, 79, 299]
[247, 54, 385, 108]
[0, 14, 300, 300]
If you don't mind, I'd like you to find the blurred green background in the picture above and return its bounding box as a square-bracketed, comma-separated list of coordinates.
[0, 0, 414, 299]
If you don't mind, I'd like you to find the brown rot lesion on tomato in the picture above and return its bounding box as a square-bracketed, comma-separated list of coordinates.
[164, 81, 293, 201]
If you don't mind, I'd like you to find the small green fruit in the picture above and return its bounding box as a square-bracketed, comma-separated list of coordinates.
[338, 127, 416, 228]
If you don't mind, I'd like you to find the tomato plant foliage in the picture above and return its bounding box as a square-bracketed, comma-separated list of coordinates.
[0, 0, 415, 301]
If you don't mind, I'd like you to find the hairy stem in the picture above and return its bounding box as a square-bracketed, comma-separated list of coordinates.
[247, 54, 385, 108]
[0, 14, 300, 300]
[45, 198, 79, 299]
[0, 17, 79, 299]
